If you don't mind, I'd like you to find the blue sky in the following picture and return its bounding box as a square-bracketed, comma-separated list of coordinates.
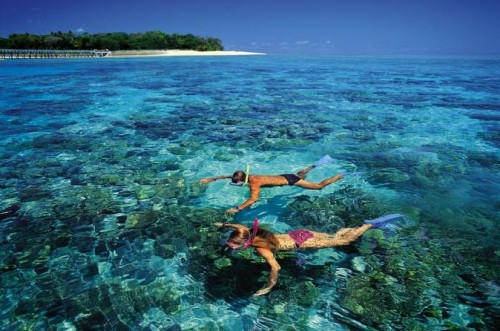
[1, 0, 499, 55]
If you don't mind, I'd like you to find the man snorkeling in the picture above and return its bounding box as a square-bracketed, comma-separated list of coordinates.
[199, 155, 343, 214]
[216, 214, 402, 296]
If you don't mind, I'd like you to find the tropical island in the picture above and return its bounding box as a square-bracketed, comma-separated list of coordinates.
[0, 30, 223, 51]
[0, 30, 264, 58]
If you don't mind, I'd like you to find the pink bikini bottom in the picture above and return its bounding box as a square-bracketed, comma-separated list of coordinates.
[288, 229, 314, 247]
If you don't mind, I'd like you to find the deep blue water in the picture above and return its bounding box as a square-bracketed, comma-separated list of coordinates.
[0, 55, 499, 330]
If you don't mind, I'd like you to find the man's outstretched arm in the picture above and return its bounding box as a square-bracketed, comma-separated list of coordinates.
[199, 175, 232, 184]
[226, 185, 260, 214]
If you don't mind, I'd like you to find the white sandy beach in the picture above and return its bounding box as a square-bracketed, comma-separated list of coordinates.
[109, 50, 265, 57]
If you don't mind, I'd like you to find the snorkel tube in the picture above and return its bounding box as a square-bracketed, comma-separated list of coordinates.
[229, 164, 250, 186]
[244, 164, 250, 185]
[242, 218, 258, 248]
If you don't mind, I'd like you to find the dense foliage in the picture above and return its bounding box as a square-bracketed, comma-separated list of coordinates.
[0, 30, 224, 51]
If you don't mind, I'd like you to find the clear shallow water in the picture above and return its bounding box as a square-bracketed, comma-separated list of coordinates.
[0, 55, 499, 330]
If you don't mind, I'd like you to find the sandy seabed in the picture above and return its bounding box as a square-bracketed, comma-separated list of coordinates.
[108, 49, 265, 57]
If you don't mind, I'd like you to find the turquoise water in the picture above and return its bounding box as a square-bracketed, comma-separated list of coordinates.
[0, 55, 499, 330]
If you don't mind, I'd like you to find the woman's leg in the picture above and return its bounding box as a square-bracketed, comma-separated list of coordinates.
[331, 225, 372, 244]
[301, 225, 372, 248]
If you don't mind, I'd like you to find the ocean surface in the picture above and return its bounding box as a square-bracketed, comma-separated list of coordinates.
[0, 55, 499, 330]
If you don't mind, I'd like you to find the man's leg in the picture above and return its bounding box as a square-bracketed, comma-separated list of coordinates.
[296, 166, 314, 179]
[294, 174, 343, 189]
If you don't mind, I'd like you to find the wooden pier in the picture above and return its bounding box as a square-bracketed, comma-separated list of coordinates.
[0, 49, 111, 59]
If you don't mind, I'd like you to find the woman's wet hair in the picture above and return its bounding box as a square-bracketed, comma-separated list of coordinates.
[228, 226, 279, 249]
[231, 171, 246, 184]
[228, 227, 250, 245]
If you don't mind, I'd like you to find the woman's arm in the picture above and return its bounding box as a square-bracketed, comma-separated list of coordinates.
[199, 175, 232, 184]
[253, 247, 281, 296]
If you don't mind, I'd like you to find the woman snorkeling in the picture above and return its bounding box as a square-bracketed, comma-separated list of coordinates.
[216, 214, 402, 296]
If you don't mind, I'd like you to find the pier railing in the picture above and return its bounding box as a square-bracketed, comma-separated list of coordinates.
[0, 49, 112, 59]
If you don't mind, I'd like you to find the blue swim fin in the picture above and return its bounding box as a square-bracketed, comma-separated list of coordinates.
[312, 155, 335, 167]
[364, 213, 404, 228]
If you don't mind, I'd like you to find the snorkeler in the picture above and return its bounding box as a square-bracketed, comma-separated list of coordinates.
[215, 215, 402, 296]
[199, 156, 343, 214]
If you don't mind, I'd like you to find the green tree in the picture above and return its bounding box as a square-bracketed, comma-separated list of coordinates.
[0, 37, 9, 48]
[78, 33, 93, 49]
[143, 31, 168, 49]
[8, 34, 32, 49]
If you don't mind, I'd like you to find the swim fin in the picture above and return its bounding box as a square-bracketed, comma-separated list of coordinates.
[364, 213, 404, 228]
[312, 155, 335, 167]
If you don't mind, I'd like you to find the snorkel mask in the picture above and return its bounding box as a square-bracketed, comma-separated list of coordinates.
[225, 218, 259, 250]
[226, 240, 245, 250]
[229, 165, 250, 187]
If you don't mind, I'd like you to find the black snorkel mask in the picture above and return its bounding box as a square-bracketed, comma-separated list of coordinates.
[230, 166, 250, 186]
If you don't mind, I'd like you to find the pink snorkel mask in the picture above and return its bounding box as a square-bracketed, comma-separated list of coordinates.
[226, 218, 259, 250]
